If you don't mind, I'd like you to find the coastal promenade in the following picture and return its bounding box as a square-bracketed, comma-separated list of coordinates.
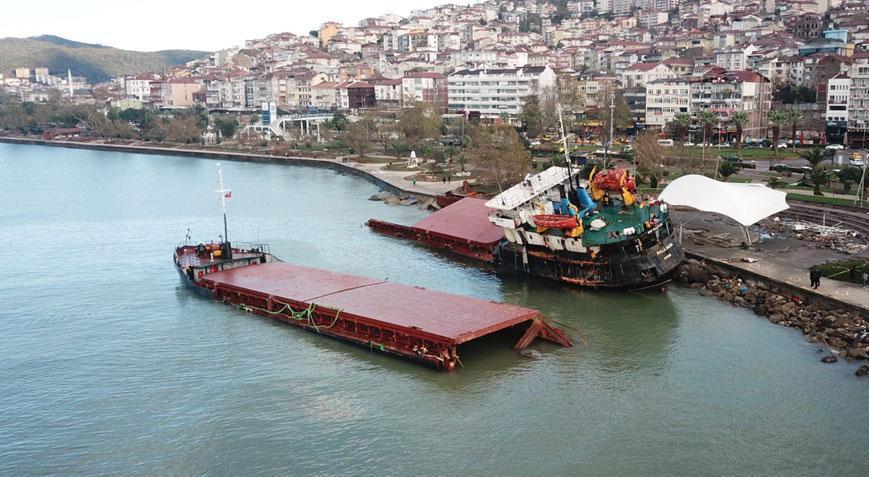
[0, 137, 457, 198]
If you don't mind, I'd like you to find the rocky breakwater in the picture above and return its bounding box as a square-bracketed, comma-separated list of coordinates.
[677, 259, 869, 377]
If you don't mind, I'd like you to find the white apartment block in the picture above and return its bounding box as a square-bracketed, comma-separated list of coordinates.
[448, 66, 557, 118]
[125, 76, 153, 102]
[826, 73, 850, 124]
[848, 56, 869, 128]
[645, 78, 692, 128]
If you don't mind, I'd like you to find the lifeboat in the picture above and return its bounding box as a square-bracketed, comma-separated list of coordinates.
[532, 214, 578, 229]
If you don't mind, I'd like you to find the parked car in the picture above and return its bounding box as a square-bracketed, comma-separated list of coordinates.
[722, 155, 741, 163]
[825, 144, 845, 150]
[850, 159, 866, 167]
[775, 142, 788, 149]
[771, 163, 811, 174]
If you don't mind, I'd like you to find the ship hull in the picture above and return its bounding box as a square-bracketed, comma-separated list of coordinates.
[495, 231, 683, 288]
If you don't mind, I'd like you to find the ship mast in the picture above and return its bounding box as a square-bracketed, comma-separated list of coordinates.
[215, 163, 231, 251]
[557, 104, 575, 191]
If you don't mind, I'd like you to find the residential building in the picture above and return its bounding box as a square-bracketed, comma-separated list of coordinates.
[847, 54, 869, 146]
[447, 66, 557, 119]
[335, 80, 376, 109]
[645, 78, 692, 128]
[690, 70, 771, 141]
[401, 72, 448, 111]
[621, 62, 678, 89]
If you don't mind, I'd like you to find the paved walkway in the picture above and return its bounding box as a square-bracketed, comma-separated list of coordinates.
[694, 247, 868, 312]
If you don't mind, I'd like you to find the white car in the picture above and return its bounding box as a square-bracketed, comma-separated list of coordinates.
[684, 141, 695, 146]
[825, 144, 845, 150]
[850, 159, 866, 167]
[775, 143, 788, 149]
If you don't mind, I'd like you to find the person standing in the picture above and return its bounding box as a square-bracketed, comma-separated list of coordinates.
[809, 267, 821, 289]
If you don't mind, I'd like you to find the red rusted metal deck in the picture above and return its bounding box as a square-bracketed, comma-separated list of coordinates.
[197, 261, 570, 370]
[368, 197, 504, 261]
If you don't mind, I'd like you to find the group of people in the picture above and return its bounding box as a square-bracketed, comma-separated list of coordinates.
[809, 265, 869, 289]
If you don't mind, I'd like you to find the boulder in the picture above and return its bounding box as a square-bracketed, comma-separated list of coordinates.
[821, 355, 838, 363]
[856, 365, 869, 377]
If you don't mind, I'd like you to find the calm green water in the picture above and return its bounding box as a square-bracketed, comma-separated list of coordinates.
[0, 143, 866, 476]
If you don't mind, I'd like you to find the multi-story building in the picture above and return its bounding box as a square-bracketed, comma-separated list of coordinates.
[847, 53, 869, 146]
[447, 66, 557, 119]
[401, 72, 448, 111]
[645, 78, 692, 128]
[825, 73, 850, 144]
[366, 75, 402, 108]
[124, 75, 156, 102]
[151, 79, 202, 108]
[335, 80, 376, 109]
[690, 70, 771, 141]
[621, 62, 677, 89]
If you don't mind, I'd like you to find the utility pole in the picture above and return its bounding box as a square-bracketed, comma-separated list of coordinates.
[604, 91, 615, 170]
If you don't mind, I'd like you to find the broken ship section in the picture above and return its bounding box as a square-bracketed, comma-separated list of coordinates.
[176, 245, 571, 370]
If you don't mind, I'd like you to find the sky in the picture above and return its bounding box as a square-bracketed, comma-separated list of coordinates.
[0, 0, 455, 52]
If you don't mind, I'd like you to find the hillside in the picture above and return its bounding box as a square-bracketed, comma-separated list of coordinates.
[0, 35, 208, 83]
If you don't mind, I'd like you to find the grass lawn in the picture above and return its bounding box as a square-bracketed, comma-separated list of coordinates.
[713, 147, 800, 160]
[786, 193, 868, 208]
[816, 259, 869, 284]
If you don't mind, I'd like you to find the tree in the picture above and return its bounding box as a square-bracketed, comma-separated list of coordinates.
[718, 161, 740, 181]
[164, 115, 204, 144]
[730, 111, 749, 154]
[786, 110, 803, 145]
[344, 117, 374, 157]
[799, 147, 828, 196]
[467, 124, 530, 190]
[634, 131, 666, 186]
[697, 110, 718, 144]
[669, 112, 692, 144]
[328, 112, 347, 131]
[215, 116, 238, 139]
[768, 111, 789, 158]
[398, 101, 441, 150]
[521, 95, 544, 138]
[836, 166, 863, 194]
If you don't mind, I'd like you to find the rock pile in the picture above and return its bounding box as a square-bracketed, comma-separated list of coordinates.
[369, 191, 436, 210]
[677, 259, 869, 372]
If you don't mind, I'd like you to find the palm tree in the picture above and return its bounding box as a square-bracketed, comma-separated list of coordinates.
[768, 111, 789, 158]
[730, 111, 749, 154]
[787, 110, 803, 145]
[718, 160, 740, 181]
[698, 110, 719, 175]
[671, 112, 692, 143]
[697, 110, 718, 144]
[799, 147, 828, 196]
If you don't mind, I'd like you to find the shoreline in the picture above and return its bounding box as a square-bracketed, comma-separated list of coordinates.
[3, 136, 866, 370]
[0, 136, 447, 199]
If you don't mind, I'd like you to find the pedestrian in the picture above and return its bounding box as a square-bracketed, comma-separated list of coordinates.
[442, 176, 446, 183]
[448, 175, 451, 183]
[863, 271, 868, 287]
[412, 178, 416, 187]
[809, 267, 821, 289]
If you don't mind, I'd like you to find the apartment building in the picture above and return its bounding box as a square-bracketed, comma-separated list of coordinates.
[447, 66, 556, 118]
[645, 78, 692, 128]
[847, 54, 869, 145]
[690, 70, 770, 139]
[401, 72, 448, 111]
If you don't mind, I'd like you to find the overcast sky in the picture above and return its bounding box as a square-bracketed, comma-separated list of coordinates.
[0, 0, 456, 51]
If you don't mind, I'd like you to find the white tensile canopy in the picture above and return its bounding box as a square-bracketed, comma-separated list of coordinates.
[659, 175, 789, 227]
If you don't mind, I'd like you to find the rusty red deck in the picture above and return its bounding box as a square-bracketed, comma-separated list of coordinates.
[368, 197, 504, 261]
[197, 261, 570, 370]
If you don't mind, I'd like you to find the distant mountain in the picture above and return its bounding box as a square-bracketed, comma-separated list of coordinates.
[0, 35, 208, 83]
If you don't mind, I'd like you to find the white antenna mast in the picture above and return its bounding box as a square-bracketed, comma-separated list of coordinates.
[215, 163, 231, 248]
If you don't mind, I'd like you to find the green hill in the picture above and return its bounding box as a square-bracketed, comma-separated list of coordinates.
[0, 35, 208, 83]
